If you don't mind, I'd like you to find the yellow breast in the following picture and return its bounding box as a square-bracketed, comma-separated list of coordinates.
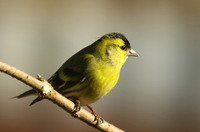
[78, 56, 122, 105]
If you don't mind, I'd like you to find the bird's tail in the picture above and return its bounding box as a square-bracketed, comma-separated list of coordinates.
[14, 89, 42, 106]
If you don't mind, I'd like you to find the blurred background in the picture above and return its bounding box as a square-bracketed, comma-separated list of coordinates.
[0, 0, 200, 132]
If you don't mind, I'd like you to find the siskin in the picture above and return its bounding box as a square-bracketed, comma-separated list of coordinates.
[16, 32, 139, 123]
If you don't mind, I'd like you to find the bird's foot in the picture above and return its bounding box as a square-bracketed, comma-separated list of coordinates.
[86, 104, 104, 126]
[72, 99, 81, 118]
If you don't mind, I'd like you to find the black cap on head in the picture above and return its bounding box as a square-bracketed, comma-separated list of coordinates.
[101, 32, 131, 48]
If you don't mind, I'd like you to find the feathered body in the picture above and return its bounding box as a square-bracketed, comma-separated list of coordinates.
[17, 33, 138, 106]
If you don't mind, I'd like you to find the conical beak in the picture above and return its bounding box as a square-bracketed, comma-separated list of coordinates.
[127, 49, 139, 57]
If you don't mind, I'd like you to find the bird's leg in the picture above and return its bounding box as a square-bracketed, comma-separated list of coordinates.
[86, 104, 104, 125]
[73, 98, 81, 118]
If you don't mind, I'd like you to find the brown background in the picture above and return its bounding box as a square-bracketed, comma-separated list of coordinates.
[0, 0, 200, 132]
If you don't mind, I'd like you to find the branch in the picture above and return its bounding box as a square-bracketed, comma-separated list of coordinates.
[0, 61, 125, 132]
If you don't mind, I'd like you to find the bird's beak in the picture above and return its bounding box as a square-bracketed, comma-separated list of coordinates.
[127, 48, 139, 57]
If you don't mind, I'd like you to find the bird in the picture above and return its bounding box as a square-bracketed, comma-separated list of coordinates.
[16, 32, 139, 124]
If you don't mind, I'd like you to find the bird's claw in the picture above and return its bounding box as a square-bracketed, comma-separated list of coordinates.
[86, 104, 104, 126]
[72, 99, 81, 118]
[94, 113, 104, 126]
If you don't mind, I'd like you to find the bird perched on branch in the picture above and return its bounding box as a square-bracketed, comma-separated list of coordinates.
[16, 32, 139, 124]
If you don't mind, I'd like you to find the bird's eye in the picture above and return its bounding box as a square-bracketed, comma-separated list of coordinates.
[120, 45, 126, 50]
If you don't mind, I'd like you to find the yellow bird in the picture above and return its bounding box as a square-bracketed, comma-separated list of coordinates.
[16, 32, 139, 123]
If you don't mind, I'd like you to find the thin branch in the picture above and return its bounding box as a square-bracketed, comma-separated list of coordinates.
[0, 61, 125, 132]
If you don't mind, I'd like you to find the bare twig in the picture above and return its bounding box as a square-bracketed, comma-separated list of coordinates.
[0, 61, 125, 132]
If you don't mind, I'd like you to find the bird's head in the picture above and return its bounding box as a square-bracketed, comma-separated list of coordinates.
[95, 32, 138, 65]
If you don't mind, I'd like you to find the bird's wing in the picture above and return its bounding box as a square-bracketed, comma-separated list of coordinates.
[48, 47, 95, 94]
[17, 44, 95, 105]
[48, 67, 86, 93]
